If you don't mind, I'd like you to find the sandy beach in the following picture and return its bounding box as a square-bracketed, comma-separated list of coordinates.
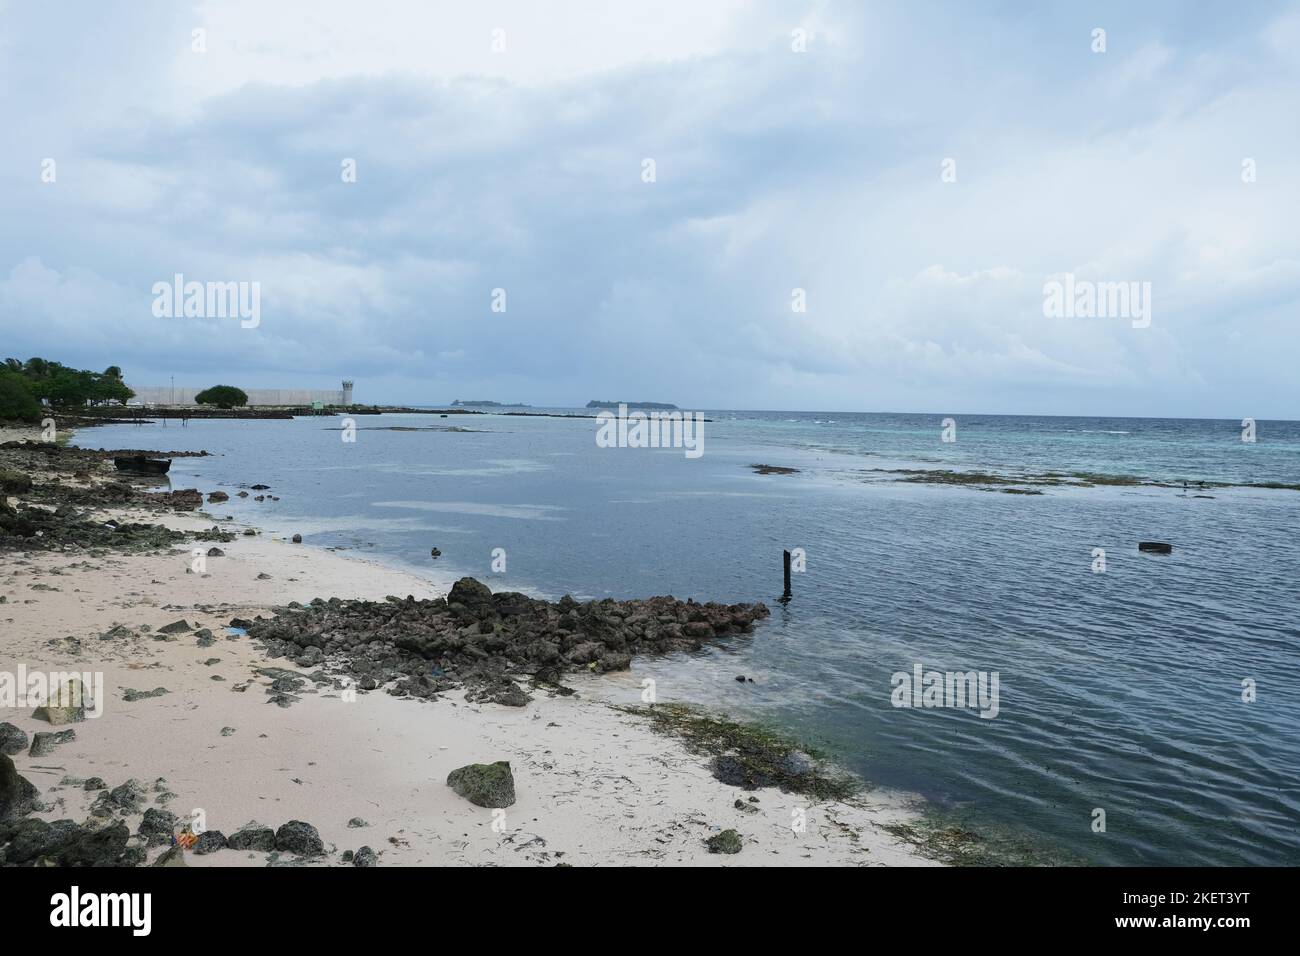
[1, 424, 933, 866]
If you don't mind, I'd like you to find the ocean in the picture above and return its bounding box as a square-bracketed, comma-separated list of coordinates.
[77, 409, 1300, 865]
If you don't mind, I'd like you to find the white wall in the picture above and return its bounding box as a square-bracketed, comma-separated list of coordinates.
[128, 386, 348, 406]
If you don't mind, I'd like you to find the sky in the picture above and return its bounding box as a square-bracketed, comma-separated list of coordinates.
[0, 0, 1296, 417]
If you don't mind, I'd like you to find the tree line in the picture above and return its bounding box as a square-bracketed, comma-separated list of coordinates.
[0, 357, 135, 422]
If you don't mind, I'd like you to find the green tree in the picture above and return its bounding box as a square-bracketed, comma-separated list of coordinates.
[194, 385, 249, 409]
[0, 373, 41, 422]
[23, 357, 50, 378]
[1, 356, 135, 409]
[88, 366, 134, 405]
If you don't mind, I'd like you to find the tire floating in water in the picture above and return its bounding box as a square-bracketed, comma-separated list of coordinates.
[1138, 542, 1173, 554]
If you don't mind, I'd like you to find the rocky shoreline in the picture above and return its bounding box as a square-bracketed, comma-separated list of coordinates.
[247, 579, 769, 709]
[0, 424, 932, 867]
[1, 440, 215, 552]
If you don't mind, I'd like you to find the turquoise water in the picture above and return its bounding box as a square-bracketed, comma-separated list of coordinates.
[79, 410, 1300, 865]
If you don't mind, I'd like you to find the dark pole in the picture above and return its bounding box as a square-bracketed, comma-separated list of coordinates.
[781, 549, 792, 603]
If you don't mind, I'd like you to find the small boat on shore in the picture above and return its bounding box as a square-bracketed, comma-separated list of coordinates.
[113, 455, 172, 475]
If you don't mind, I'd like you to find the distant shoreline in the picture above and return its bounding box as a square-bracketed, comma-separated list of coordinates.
[586, 400, 679, 410]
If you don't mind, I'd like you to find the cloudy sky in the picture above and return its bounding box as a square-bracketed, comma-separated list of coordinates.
[1, 0, 1296, 417]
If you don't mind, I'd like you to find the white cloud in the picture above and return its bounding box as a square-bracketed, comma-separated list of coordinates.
[0, 0, 1297, 417]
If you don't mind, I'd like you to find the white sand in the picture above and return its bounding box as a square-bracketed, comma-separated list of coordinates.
[0, 425, 42, 444]
[1, 455, 934, 866]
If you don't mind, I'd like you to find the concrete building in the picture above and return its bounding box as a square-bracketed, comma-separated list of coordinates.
[128, 380, 355, 407]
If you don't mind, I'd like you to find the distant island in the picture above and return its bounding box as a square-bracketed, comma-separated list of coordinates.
[586, 400, 679, 410]
[450, 400, 532, 408]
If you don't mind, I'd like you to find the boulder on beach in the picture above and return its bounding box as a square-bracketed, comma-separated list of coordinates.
[91, 779, 148, 815]
[1, 818, 135, 866]
[158, 488, 204, 510]
[446, 761, 516, 808]
[153, 845, 187, 867]
[0, 722, 29, 757]
[447, 576, 494, 614]
[31, 677, 91, 725]
[353, 845, 378, 867]
[228, 821, 277, 852]
[275, 820, 324, 856]
[28, 730, 75, 757]
[0, 753, 40, 821]
[706, 829, 743, 854]
[58, 820, 133, 866]
[138, 807, 178, 847]
[465, 677, 531, 708]
[0, 818, 79, 864]
[194, 829, 228, 854]
[207, 491, 229, 503]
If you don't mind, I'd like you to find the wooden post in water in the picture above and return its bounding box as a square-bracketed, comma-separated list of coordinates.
[781, 549, 792, 603]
